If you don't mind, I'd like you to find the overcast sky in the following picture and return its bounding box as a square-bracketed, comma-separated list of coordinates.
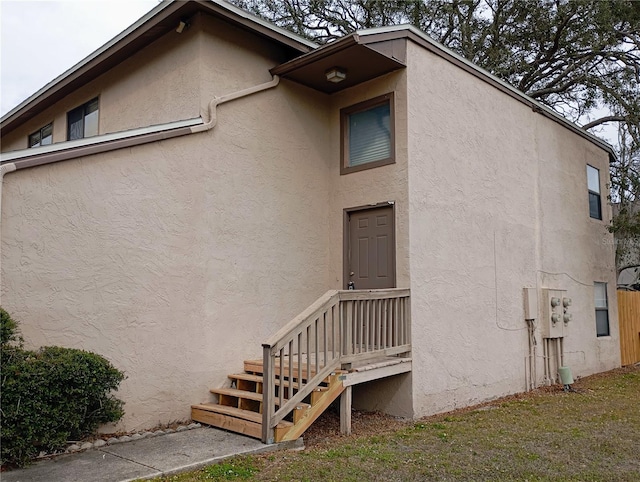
[1, 0, 159, 116]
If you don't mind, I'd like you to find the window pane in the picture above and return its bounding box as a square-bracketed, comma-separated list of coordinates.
[349, 103, 391, 167]
[84, 109, 99, 137]
[41, 124, 53, 145]
[29, 131, 41, 148]
[596, 310, 609, 336]
[68, 106, 84, 140]
[85, 98, 99, 114]
[589, 192, 602, 219]
[587, 165, 600, 193]
[594, 282, 607, 308]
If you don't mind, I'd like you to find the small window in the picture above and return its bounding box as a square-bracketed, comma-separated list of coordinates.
[587, 165, 602, 220]
[67, 98, 99, 141]
[28, 123, 53, 148]
[341, 93, 395, 174]
[594, 282, 609, 337]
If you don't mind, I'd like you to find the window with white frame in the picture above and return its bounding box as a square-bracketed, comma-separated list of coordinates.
[28, 123, 53, 148]
[594, 282, 609, 337]
[587, 165, 602, 220]
[67, 98, 99, 141]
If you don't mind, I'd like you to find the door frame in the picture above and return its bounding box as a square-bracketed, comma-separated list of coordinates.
[343, 201, 397, 290]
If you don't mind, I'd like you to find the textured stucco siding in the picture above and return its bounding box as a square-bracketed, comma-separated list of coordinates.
[406, 40, 619, 418]
[327, 72, 413, 417]
[0, 26, 333, 430]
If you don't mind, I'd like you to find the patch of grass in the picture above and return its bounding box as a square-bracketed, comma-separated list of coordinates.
[152, 366, 640, 481]
[202, 460, 256, 480]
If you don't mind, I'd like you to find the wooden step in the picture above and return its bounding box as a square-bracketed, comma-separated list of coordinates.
[191, 403, 292, 441]
[211, 387, 264, 402]
[244, 359, 319, 380]
[211, 387, 262, 411]
[228, 373, 330, 393]
[211, 387, 311, 411]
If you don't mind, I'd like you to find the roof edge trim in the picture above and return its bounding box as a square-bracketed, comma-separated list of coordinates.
[202, 0, 317, 51]
[270, 34, 360, 75]
[0, 118, 203, 169]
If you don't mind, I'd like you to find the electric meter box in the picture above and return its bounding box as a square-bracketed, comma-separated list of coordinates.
[541, 288, 570, 338]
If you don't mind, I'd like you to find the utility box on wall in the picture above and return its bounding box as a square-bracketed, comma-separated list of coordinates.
[541, 288, 571, 338]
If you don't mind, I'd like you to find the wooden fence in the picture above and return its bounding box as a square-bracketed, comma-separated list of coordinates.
[617, 290, 640, 366]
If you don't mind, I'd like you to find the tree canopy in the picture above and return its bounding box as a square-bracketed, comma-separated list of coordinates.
[610, 123, 640, 281]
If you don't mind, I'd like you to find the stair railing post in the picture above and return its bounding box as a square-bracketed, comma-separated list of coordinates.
[261, 343, 275, 444]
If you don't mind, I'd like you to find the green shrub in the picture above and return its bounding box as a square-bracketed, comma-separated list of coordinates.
[0, 308, 125, 467]
[1, 306, 21, 346]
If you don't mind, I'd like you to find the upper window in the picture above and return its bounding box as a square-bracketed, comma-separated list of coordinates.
[340, 93, 395, 174]
[594, 282, 609, 337]
[587, 165, 602, 219]
[28, 123, 53, 148]
[67, 98, 99, 141]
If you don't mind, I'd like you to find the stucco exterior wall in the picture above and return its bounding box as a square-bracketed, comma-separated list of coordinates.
[1, 29, 333, 430]
[327, 72, 410, 290]
[326, 72, 413, 417]
[406, 40, 619, 418]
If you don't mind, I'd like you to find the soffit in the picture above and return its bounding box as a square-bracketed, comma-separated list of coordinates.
[271, 35, 407, 94]
[1, 0, 314, 136]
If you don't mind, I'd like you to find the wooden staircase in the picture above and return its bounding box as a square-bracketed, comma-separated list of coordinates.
[191, 358, 345, 442]
[192, 288, 412, 443]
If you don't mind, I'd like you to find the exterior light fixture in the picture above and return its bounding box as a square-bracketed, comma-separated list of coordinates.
[176, 21, 187, 33]
[325, 67, 347, 83]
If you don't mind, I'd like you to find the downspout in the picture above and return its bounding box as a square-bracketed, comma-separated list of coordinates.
[191, 75, 280, 134]
[0, 163, 17, 306]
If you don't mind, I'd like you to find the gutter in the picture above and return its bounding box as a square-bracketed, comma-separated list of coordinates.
[0, 76, 280, 171]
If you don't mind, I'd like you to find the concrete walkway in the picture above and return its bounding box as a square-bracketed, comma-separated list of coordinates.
[2, 427, 303, 482]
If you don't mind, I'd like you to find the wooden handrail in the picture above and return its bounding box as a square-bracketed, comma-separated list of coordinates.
[263, 290, 340, 350]
[261, 288, 411, 443]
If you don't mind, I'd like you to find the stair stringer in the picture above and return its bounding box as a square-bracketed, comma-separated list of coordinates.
[278, 374, 345, 442]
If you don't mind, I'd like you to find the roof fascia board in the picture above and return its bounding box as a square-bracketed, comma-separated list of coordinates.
[355, 25, 615, 157]
[0, 118, 203, 169]
[270, 35, 360, 75]
[199, 0, 317, 51]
